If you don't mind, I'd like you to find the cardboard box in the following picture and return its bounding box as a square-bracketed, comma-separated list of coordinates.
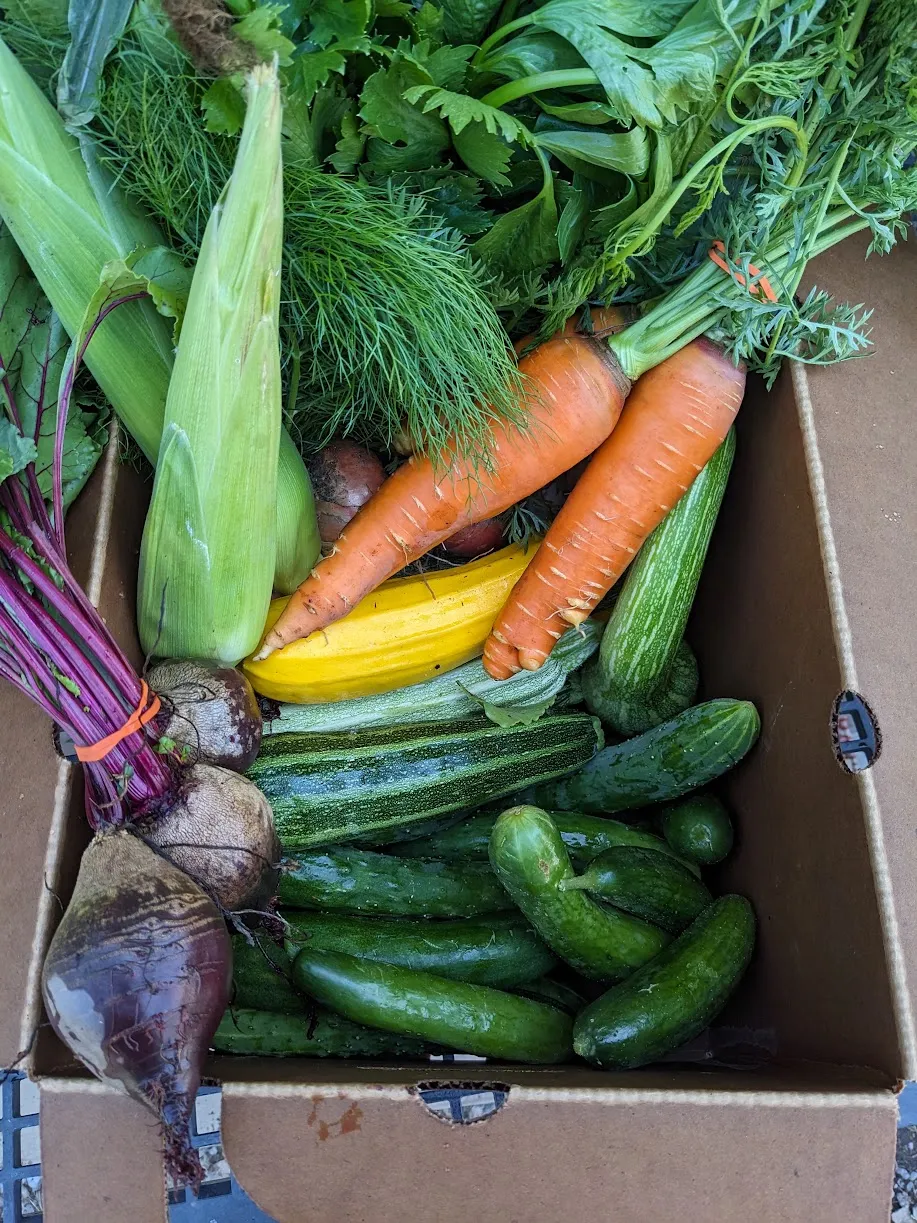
[1, 236, 914, 1221]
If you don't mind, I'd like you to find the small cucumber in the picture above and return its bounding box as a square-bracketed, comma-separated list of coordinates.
[279, 848, 512, 917]
[282, 912, 557, 986]
[292, 949, 574, 1063]
[509, 976, 586, 1016]
[527, 699, 760, 815]
[397, 809, 699, 873]
[658, 793, 734, 865]
[563, 846, 712, 934]
[231, 935, 300, 1015]
[573, 895, 755, 1069]
[213, 1006, 434, 1058]
[488, 806, 670, 981]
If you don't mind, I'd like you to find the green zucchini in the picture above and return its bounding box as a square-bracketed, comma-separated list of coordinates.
[526, 699, 759, 815]
[562, 846, 712, 933]
[282, 912, 557, 986]
[658, 793, 735, 864]
[248, 715, 603, 849]
[292, 949, 574, 1063]
[488, 806, 669, 981]
[278, 847, 512, 917]
[263, 622, 600, 736]
[397, 809, 700, 874]
[231, 935, 300, 1015]
[582, 432, 735, 736]
[573, 895, 755, 1069]
[213, 1006, 434, 1058]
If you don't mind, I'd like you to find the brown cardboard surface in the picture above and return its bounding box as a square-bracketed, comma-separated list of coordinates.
[220, 1090, 897, 1223]
[40, 1083, 165, 1223]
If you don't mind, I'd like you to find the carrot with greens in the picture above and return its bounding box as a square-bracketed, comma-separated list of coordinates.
[484, 339, 745, 678]
[254, 332, 631, 659]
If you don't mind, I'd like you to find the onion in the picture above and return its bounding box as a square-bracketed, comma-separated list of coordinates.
[41, 831, 231, 1188]
[139, 763, 280, 912]
[307, 440, 385, 544]
[147, 659, 262, 771]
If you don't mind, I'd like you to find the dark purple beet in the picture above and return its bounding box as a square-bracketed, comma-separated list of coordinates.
[41, 832, 232, 1188]
[307, 440, 385, 544]
[147, 659, 262, 771]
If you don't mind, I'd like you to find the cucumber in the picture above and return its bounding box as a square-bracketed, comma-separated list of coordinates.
[349, 810, 471, 848]
[263, 622, 600, 735]
[509, 976, 586, 1016]
[292, 949, 574, 1063]
[279, 848, 512, 917]
[282, 912, 557, 986]
[573, 895, 755, 1069]
[488, 806, 670, 981]
[397, 808, 699, 873]
[213, 1006, 434, 1058]
[658, 793, 735, 864]
[583, 432, 735, 737]
[231, 935, 300, 1015]
[248, 715, 603, 849]
[526, 700, 759, 815]
[563, 846, 712, 934]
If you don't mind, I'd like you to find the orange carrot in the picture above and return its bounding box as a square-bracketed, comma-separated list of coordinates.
[483, 338, 746, 680]
[255, 330, 632, 658]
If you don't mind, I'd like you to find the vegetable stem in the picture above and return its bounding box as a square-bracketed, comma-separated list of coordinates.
[481, 70, 600, 109]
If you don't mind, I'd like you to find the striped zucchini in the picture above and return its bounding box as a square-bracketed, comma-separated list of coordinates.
[527, 699, 759, 814]
[263, 620, 600, 735]
[583, 431, 735, 736]
[248, 715, 603, 848]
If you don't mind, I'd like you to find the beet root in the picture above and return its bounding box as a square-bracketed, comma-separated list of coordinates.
[147, 659, 262, 771]
[442, 517, 505, 558]
[140, 763, 280, 912]
[41, 831, 232, 1188]
[307, 439, 385, 544]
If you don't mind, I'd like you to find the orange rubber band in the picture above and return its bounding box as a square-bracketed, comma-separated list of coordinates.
[708, 239, 778, 303]
[75, 680, 161, 763]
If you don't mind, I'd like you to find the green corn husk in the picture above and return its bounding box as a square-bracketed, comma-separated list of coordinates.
[138, 61, 284, 664]
[0, 36, 318, 590]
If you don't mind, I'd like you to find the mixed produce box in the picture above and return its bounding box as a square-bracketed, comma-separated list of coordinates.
[0, 0, 912, 1195]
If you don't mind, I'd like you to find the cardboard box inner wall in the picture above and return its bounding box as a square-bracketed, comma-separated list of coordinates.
[2, 237, 914, 1221]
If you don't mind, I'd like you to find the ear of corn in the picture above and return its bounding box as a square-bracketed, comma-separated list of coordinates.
[242, 541, 542, 703]
[0, 36, 319, 589]
[138, 61, 284, 664]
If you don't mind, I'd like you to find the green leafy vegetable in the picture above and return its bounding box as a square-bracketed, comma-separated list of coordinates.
[57, 0, 134, 129]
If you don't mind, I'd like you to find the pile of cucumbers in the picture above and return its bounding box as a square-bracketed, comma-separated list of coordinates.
[225, 698, 760, 1070]
[226, 434, 759, 1069]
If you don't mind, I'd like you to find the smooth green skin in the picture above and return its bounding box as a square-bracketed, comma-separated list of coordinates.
[488, 806, 670, 981]
[248, 715, 602, 849]
[510, 976, 586, 1016]
[213, 1006, 432, 1058]
[231, 935, 300, 1015]
[398, 809, 699, 874]
[564, 846, 712, 934]
[292, 949, 574, 1063]
[573, 895, 755, 1069]
[658, 794, 735, 865]
[526, 700, 760, 815]
[584, 431, 735, 737]
[282, 912, 557, 987]
[278, 847, 512, 917]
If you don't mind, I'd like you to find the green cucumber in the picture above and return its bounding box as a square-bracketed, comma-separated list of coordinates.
[509, 976, 586, 1016]
[658, 793, 734, 864]
[527, 700, 759, 815]
[248, 715, 603, 849]
[292, 949, 574, 1063]
[349, 810, 471, 848]
[282, 912, 556, 986]
[583, 432, 735, 736]
[573, 895, 755, 1069]
[397, 808, 699, 873]
[263, 622, 600, 736]
[231, 935, 300, 1015]
[488, 806, 670, 981]
[213, 1006, 434, 1058]
[563, 846, 712, 934]
[279, 848, 512, 917]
